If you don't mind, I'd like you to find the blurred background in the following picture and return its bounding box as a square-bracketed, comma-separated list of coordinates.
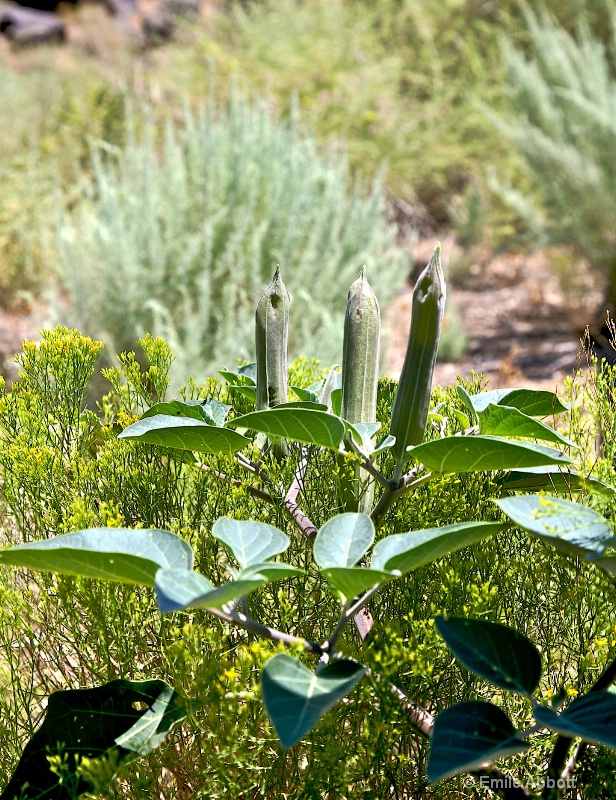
[0, 0, 613, 391]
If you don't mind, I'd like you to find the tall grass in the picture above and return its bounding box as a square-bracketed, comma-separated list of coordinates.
[491, 4, 616, 312]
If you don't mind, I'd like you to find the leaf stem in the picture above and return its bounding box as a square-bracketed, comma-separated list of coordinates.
[205, 605, 323, 655]
[196, 463, 274, 504]
[344, 435, 392, 490]
[370, 467, 433, 523]
[283, 451, 319, 538]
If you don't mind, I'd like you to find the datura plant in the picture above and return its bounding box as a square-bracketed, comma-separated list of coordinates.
[2, 245, 616, 800]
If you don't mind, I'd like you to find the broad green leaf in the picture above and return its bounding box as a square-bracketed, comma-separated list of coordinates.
[331, 388, 342, 417]
[320, 566, 397, 599]
[0, 528, 192, 587]
[435, 616, 541, 694]
[495, 495, 616, 558]
[140, 400, 211, 423]
[533, 691, 616, 749]
[477, 404, 576, 447]
[372, 434, 396, 456]
[119, 414, 249, 454]
[0, 679, 186, 800]
[240, 562, 305, 581]
[451, 408, 470, 429]
[155, 567, 267, 612]
[496, 466, 615, 497]
[468, 388, 569, 416]
[219, 363, 257, 386]
[371, 521, 505, 573]
[346, 422, 382, 452]
[267, 401, 328, 411]
[230, 385, 257, 403]
[202, 398, 233, 427]
[409, 435, 572, 473]
[115, 683, 188, 754]
[427, 701, 529, 783]
[290, 385, 319, 402]
[456, 385, 476, 420]
[586, 556, 616, 576]
[212, 517, 289, 569]
[313, 513, 375, 568]
[261, 654, 367, 748]
[139, 398, 232, 426]
[226, 407, 347, 450]
[319, 366, 341, 409]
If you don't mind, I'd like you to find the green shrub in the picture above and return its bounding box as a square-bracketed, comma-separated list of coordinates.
[491, 5, 616, 312]
[53, 89, 409, 388]
[0, 72, 127, 307]
[1, 259, 615, 798]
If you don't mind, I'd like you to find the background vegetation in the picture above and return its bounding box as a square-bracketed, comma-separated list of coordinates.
[2, 0, 616, 349]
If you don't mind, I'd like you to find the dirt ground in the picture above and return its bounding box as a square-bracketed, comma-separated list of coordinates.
[0, 239, 596, 395]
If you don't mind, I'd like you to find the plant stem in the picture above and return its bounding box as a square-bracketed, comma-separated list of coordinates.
[283, 452, 319, 538]
[370, 468, 433, 524]
[235, 452, 279, 490]
[383, 679, 537, 798]
[325, 584, 382, 654]
[196, 463, 274, 504]
[344, 435, 392, 490]
[205, 605, 323, 655]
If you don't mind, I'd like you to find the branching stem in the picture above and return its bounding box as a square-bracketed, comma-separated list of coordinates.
[205, 605, 323, 655]
[371, 467, 433, 523]
[325, 584, 382, 654]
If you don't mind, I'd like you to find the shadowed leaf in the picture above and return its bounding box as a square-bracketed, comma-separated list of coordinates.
[261, 654, 367, 748]
[0, 680, 186, 800]
[427, 701, 529, 783]
[534, 691, 616, 748]
[435, 616, 541, 694]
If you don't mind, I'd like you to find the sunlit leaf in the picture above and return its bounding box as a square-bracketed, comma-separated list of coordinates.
[477, 404, 576, 447]
[320, 566, 397, 599]
[371, 521, 504, 573]
[226, 407, 347, 449]
[155, 568, 267, 612]
[409, 435, 572, 473]
[119, 414, 249, 454]
[212, 517, 289, 569]
[313, 513, 375, 568]
[495, 495, 616, 558]
[0, 528, 193, 587]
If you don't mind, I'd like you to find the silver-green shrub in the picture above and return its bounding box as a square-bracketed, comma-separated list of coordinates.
[54, 90, 410, 386]
[492, 6, 616, 308]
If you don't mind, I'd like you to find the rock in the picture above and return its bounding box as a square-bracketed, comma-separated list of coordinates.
[0, 2, 65, 45]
